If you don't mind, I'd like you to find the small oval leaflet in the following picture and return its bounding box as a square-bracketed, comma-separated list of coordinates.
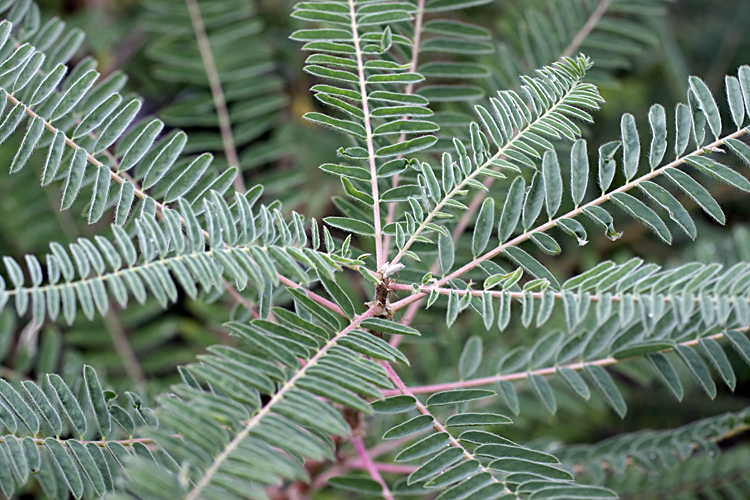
[426, 388, 496, 406]
[371, 395, 417, 413]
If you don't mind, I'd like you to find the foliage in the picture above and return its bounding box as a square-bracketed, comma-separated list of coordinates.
[0, 0, 748, 499]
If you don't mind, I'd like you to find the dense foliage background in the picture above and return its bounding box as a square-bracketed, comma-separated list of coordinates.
[2, 0, 750, 498]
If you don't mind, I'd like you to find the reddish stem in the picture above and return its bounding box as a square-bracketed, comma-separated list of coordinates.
[352, 437, 396, 500]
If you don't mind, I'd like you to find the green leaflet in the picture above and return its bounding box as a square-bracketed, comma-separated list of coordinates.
[380, 184, 422, 202]
[88, 166, 111, 224]
[323, 216, 374, 236]
[663, 168, 725, 224]
[426, 389, 496, 406]
[371, 395, 417, 414]
[613, 340, 675, 359]
[726, 75, 746, 128]
[638, 181, 697, 239]
[498, 176, 525, 242]
[689, 76, 722, 138]
[304, 111, 366, 139]
[529, 232, 561, 255]
[45, 438, 84, 498]
[22, 381, 63, 435]
[424, 0, 493, 13]
[52, 68, 98, 120]
[557, 218, 588, 245]
[541, 149, 562, 218]
[141, 130, 187, 189]
[120, 119, 164, 173]
[83, 365, 111, 436]
[584, 365, 627, 418]
[445, 412, 512, 427]
[395, 432, 451, 462]
[522, 172, 545, 229]
[675, 103, 692, 158]
[503, 246, 560, 290]
[360, 318, 420, 336]
[67, 440, 107, 496]
[726, 330, 750, 369]
[0, 379, 39, 434]
[367, 73, 424, 85]
[726, 137, 750, 166]
[426, 461, 481, 488]
[458, 335, 482, 379]
[684, 155, 750, 192]
[94, 98, 141, 153]
[583, 205, 622, 241]
[648, 104, 667, 169]
[472, 198, 494, 256]
[620, 113, 640, 181]
[610, 191, 672, 244]
[376, 135, 438, 157]
[30, 63, 66, 105]
[60, 148, 88, 211]
[529, 374, 556, 414]
[557, 367, 591, 400]
[72, 92, 122, 138]
[438, 231, 454, 275]
[570, 139, 588, 206]
[700, 338, 736, 390]
[676, 345, 717, 399]
[383, 414, 434, 440]
[10, 115, 44, 174]
[598, 140, 620, 192]
[475, 443, 557, 463]
[319, 163, 370, 181]
[489, 457, 571, 480]
[408, 448, 464, 485]
[648, 352, 684, 401]
[481, 292, 494, 330]
[327, 477, 382, 495]
[42, 130, 66, 186]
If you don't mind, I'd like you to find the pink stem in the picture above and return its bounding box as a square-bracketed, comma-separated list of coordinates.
[223, 282, 260, 318]
[278, 274, 345, 316]
[382, 362, 507, 491]
[348, 460, 417, 475]
[382, 330, 733, 396]
[352, 437, 396, 500]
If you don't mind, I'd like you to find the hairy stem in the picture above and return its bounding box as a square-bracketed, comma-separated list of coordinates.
[3, 91, 343, 317]
[1, 245, 344, 318]
[348, 0, 384, 269]
[352, 437, 395, 500]
[184, 307, 378, 500]
[561, 0, 614, 58]
[383, 0, 426, 261]
[383, 330, 733, 396]
[5, 92, 165, 215]
[389, 282, 750, 306]
[390, 127, 750, 313]
[383, 362, 509, 492]
[184, 0, 245, 192]
[103, 310, 147, 391]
